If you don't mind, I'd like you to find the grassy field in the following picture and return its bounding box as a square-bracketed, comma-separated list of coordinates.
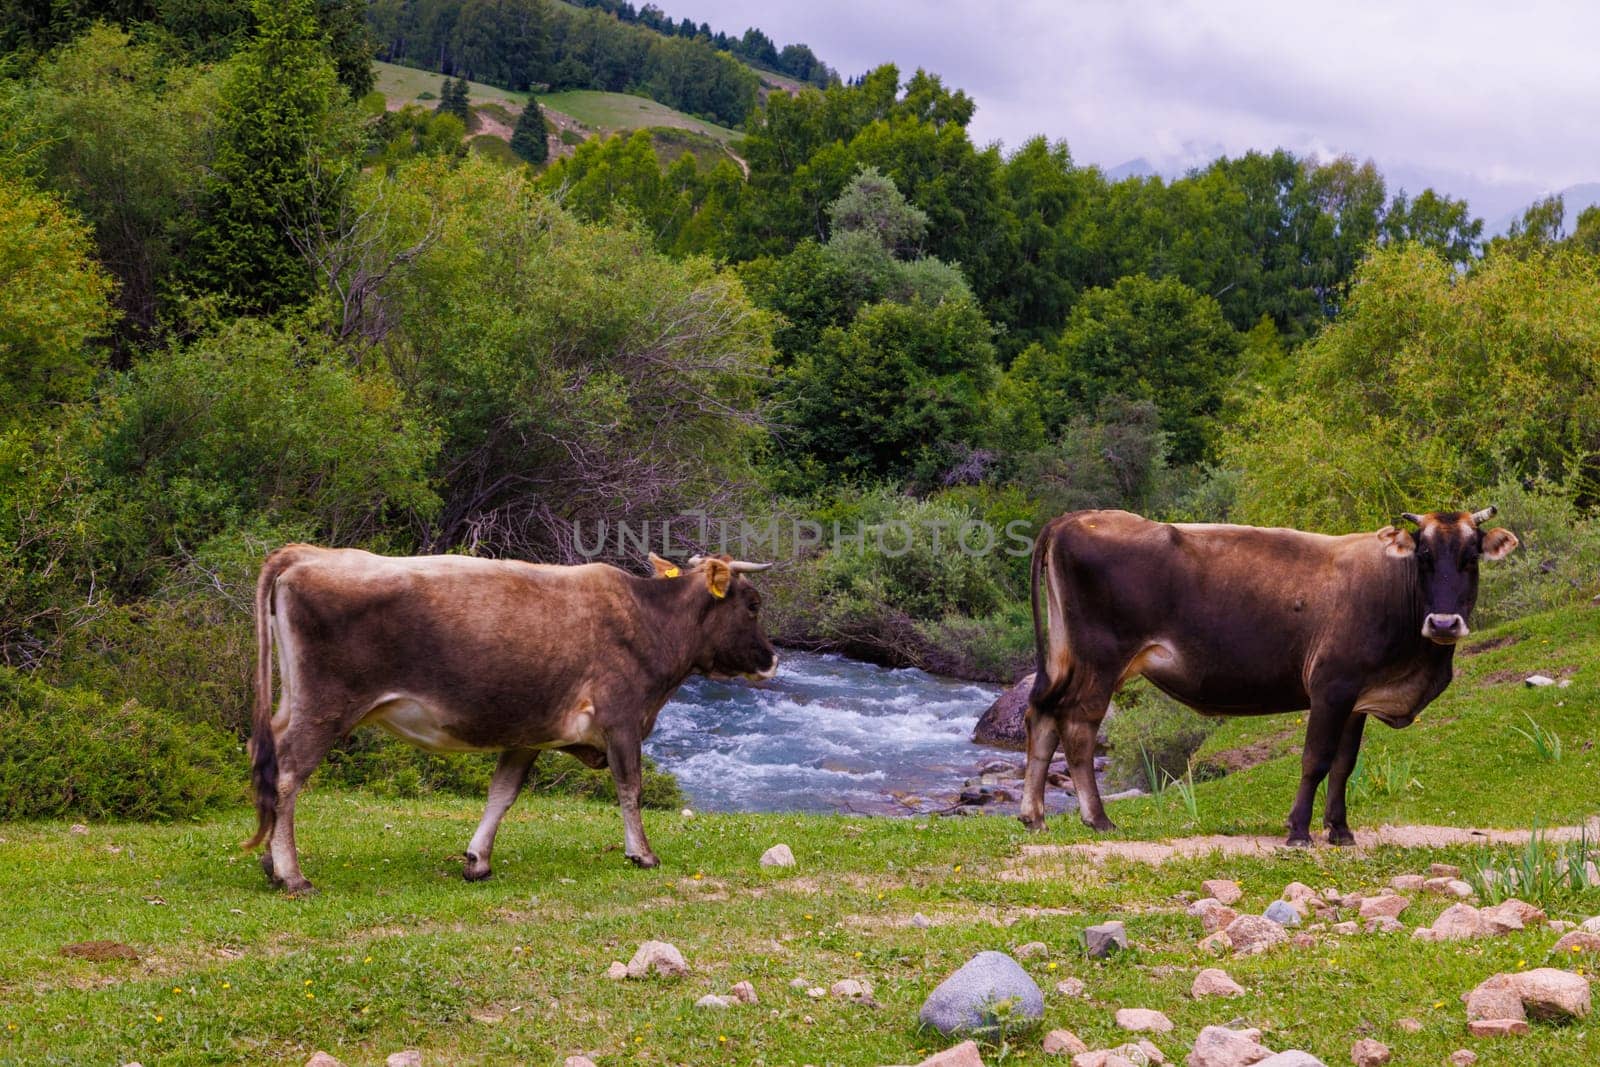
[2, 604, 1597, 1065]
[536, 89, 739, 144]
[373, 61, 525, 111]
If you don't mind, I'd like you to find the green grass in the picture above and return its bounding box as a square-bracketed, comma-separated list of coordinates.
[537, 89, 739, 143]
[2, 604, 1598, 1064]
[374, 61, 525, 111]
[467, 134, 520, 166]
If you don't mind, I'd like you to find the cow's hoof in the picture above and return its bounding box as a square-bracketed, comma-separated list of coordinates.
[463, 853, 492, 881]
[282, 879, 317, 897]
[1284, 834, 1313, 848]
[1326, 827, 1356, 846]
[1018, 814, 1046, 832]
[260, 853, 283, 888]
[626, 851, 660, 869]
[1083, 816, 1117, 833]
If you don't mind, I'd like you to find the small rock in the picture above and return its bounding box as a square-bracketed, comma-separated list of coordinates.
[1188, 898, 1239, 933]
[1256, 1055, 1327, 1067]
[760, 843, 795, 868]
[1463, 974, 1524, 1023]
[1115, 1007, 1173, 1033]
[695, 994, 733, 1009]
[305, 1056, 344, 1067]
[1363, 916, 1404, 934]
[1186, 1025, 1274, 1067]
[1349, 1038, 1389, 1067]
[1016, 941, 1050, 959]
[912, 912, 934, 929]
[1488, 898, 1546, 928]
[1448, 1051, 1477, 1066]
[604, 961, 628, 980]
[789, 977, 809, 990]
[1133, 1039, 1168, 1064]
[1511, 967, 1591, 1020]
[1582, 915, 1600, 934]
[1191, 968, 1245, 998]
[1430, 862, 1462, 878]
[1084, 921, 1129, 958]
[1524, 674, 1556, 687]
[1390, 875, 1424, 891]
[917, 1040, 987, 1067]
[1043, 1029, 1090, 1056]
[1331, 921, 1359, 935]
[830, 978, 875, 1002]
[385, 1053, 421, 1067]
[1202, 879, 1244, 905]
[69, 824, 89, 835]
[1395, 1017, 1421, 1033]
[1225, 914, 1288, 956]
[626, 940, 688, 978]
[919, 951, 1045, 1036]
[1072, 1053, 1136, 1067]
[565, 1058, 599, 1067]
[731, 980, 758, 1004]
[1282, 882, 1317, 903]
[680, 807, 694, 817]
[1586, 861, 1599, 887]
[1466, 1018, 1528, 1037]
[1411, 928, 1438, 943]
[1197, 930, 1233, 955]
[1263, 900, 1302, 927]
[1358, 895, 1409, 920]
[1548, 919, 1576, 933]
[1056, 977, 1087, 997]
[1430, 904, 1488, 940]
[806, 986, 826, 998]
[1553, 930, 1600, 955]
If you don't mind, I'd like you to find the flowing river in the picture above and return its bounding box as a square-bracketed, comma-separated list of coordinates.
[644, 650, 1005, 814]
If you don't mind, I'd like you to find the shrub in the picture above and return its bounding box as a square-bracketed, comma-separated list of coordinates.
[1102, 681, 1218, 790]
[1474, 477, 1600, 626]
[0, 667, 240, 821]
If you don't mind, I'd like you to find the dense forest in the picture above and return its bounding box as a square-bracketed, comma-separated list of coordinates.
[3, 0, 1599, 816]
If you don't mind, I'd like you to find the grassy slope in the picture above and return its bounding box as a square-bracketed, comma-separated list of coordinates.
[373, 61, 525, 111]
[2, 604, 1597, 1065]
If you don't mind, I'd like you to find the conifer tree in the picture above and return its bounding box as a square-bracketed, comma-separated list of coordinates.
[510, 97, 549, 164]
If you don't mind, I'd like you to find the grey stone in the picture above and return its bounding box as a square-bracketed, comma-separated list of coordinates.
[973, 674, 1034, 749]
[1084, 920, 1129, 958]
[1524, 674, 1556, 687]
[918, 951, 1045, 1036]
[626, 940, 688, 978]
[759, 844, 795, 868]
[695, 994, 733, 1009]
[1262, 900, 1301, 926]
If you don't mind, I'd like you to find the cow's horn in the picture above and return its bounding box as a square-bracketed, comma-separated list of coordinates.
[1399, 512, 1425, 525]
[1471, 505, 1497, 525]
[727, 560, 773, 573]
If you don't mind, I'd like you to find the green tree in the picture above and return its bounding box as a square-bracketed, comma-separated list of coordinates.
[189, 0, 356, 313]
[784, 298, 997, 485]
[0, 175, 116, 425]
[510, 97, 549, 164]
[1004, 275, 1241, 464]
[1381, 187, 1484, 265]
[437, 76, 471, 123]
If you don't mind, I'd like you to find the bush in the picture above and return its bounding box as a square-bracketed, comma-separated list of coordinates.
[0, 667, 240, 821]
[1474, 478, 1600, 626]
[1102, 682, 1218, 790]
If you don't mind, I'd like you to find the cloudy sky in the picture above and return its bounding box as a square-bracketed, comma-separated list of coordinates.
[689, 0, 1600, 223]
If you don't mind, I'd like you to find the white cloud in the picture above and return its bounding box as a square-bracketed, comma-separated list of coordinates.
[686, 0, 1600, 219]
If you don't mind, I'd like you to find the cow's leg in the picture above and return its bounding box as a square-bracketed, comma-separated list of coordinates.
[605, 732, 658, 869]
[266, 717, 342, 895]
[1285, 695, 1354, 846]
[1066, 704, 1116, 832]
[465, 747, 539, 882]
[1322, 712, 1367, 846]
[1018, 703, 1061, 831]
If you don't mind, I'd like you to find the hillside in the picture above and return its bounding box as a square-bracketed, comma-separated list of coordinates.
[3, 603, 1596, 1064]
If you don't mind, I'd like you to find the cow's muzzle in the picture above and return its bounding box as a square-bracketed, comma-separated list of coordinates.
[1421, 613, 1469, 644]
[745, 656, 780, 683]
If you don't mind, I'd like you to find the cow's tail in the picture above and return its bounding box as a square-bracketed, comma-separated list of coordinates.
[242, 549, 288, 851]
[1028, 520, 1058, 709]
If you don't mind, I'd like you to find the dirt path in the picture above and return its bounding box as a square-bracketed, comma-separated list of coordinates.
[1006, 817, 1600, 873]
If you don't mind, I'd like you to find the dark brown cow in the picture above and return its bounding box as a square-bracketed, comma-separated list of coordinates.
[1018, 508, 1519, 845]
[244, 547, 776, 893]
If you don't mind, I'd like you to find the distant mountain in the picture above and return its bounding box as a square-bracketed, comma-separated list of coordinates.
[1106, 157, 1157, 181]
[1486, 182, 1600, 236]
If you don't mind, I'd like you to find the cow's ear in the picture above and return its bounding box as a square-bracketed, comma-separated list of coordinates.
[649, 552, 680, 578]
[1378, 525, 1415, 558]
[704, 558, 732, 599]
[1482, 527, 1519, 561]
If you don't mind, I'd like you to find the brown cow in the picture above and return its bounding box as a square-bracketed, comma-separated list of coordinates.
[244, 547, 777, 893]
[1018, 508, 1519, 845]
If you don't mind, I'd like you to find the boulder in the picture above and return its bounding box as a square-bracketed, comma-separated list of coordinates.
[1357, 895, 1409, 920]
[918, 1041, 987, 1067]
[1462, 974, 1524, 1023]
[1202, 879, 1244, 906]
[1262, 901, 1301, 927]
[918, 951, 1045, 1036]
[1114, 1007, 1173, 1033]
[1466, 1019, 1528, 1037]
[1191, 968, 1245, 998]
[626, 940, 689, 978]
[1186, 1025, 1274, 1067]
[1084, 921, 1129, 958]
[759, 844, 796, 868]
[973, 675, 1034, 748]
[1349, 1038, 1389, 1067]
[1043, 1029, 1090, 1056]
[1511, 967, 1591, 1020]
[1224, 914, 1288, 956]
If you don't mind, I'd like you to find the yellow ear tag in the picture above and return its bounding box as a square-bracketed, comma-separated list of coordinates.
[664, 565, 680, 578]
[710, 584, 726, 599]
